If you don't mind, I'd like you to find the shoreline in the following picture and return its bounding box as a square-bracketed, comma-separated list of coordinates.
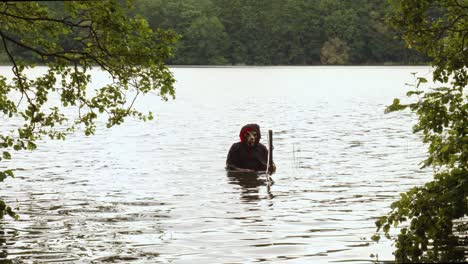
[0, 64, 431, 68]
[167, 64, 430, 68]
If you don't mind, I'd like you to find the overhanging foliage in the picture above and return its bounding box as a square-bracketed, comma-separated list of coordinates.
[373, 0, 467, 262]
[0, 1, 178, 219]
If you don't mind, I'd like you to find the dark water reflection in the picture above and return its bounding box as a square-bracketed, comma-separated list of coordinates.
[0, 66, 435, 263]
[227, 171, 274, 202]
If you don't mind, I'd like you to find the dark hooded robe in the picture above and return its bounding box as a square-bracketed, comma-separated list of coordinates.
[226, 124, 271, 172]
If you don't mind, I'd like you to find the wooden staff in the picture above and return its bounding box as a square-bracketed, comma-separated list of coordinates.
[268, 130, 273, 165]
[267, 129, 273, 176]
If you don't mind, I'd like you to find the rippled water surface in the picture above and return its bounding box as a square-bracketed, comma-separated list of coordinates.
[1, 66, 434, 263]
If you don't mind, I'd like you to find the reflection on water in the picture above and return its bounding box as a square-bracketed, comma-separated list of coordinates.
[0, 66, 435, 263]
[227, 171, 274, 202]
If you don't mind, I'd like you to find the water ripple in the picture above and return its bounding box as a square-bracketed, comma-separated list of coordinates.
[0, 66, 433, 263]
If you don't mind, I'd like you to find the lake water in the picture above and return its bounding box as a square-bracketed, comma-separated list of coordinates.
[0, 66, 434, 263]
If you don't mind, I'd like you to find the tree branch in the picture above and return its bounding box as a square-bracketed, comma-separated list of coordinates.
[1, 31, 32, 104]
[0, 30, 37, 131]
[454, 0, 468, 10]
[0, 30, 78, 63]
[89, 21, 113, 58]
[0, 28, 114, 73]
[0, 10, 91, 29]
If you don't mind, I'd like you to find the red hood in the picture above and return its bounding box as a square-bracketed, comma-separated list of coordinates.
[239, 124, 261, 145]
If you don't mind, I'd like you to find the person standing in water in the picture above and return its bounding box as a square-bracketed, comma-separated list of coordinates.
[226, 124, 276, 173]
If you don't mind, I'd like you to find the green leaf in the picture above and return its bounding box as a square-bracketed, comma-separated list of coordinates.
[416, 77, 427, 88]
[407, 90, 423, 96]
[385, 98, 408, 113]
[2, 151, 11, 160]
[371, 234, 381, 242]
[27, 141, 37, 150]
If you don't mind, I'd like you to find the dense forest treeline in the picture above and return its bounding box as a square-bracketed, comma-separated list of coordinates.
[134, 0, 427, 65]
[0, 0, 427, 65]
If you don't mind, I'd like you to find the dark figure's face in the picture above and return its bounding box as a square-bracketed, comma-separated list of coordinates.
[246, 131, 257, 147]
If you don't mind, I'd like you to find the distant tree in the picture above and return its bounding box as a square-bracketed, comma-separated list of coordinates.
[374, 0, 467, 262]
[0, 1, 178, 219]
[241, 0, 275, 65]
[211, 0, 246, 64]
[180, 16, 229, 64]
[134, 0, 222, 65]
[135, 0, 201, 32]
[366, 8, 407, 63]
[131, 0, 424, 65]
[322, 10, 358, 47]
[269, 0, 321, 64]
[362, 2, 413, 64]
[213, 0, 275, 65]
[320, 37, 349, 65]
